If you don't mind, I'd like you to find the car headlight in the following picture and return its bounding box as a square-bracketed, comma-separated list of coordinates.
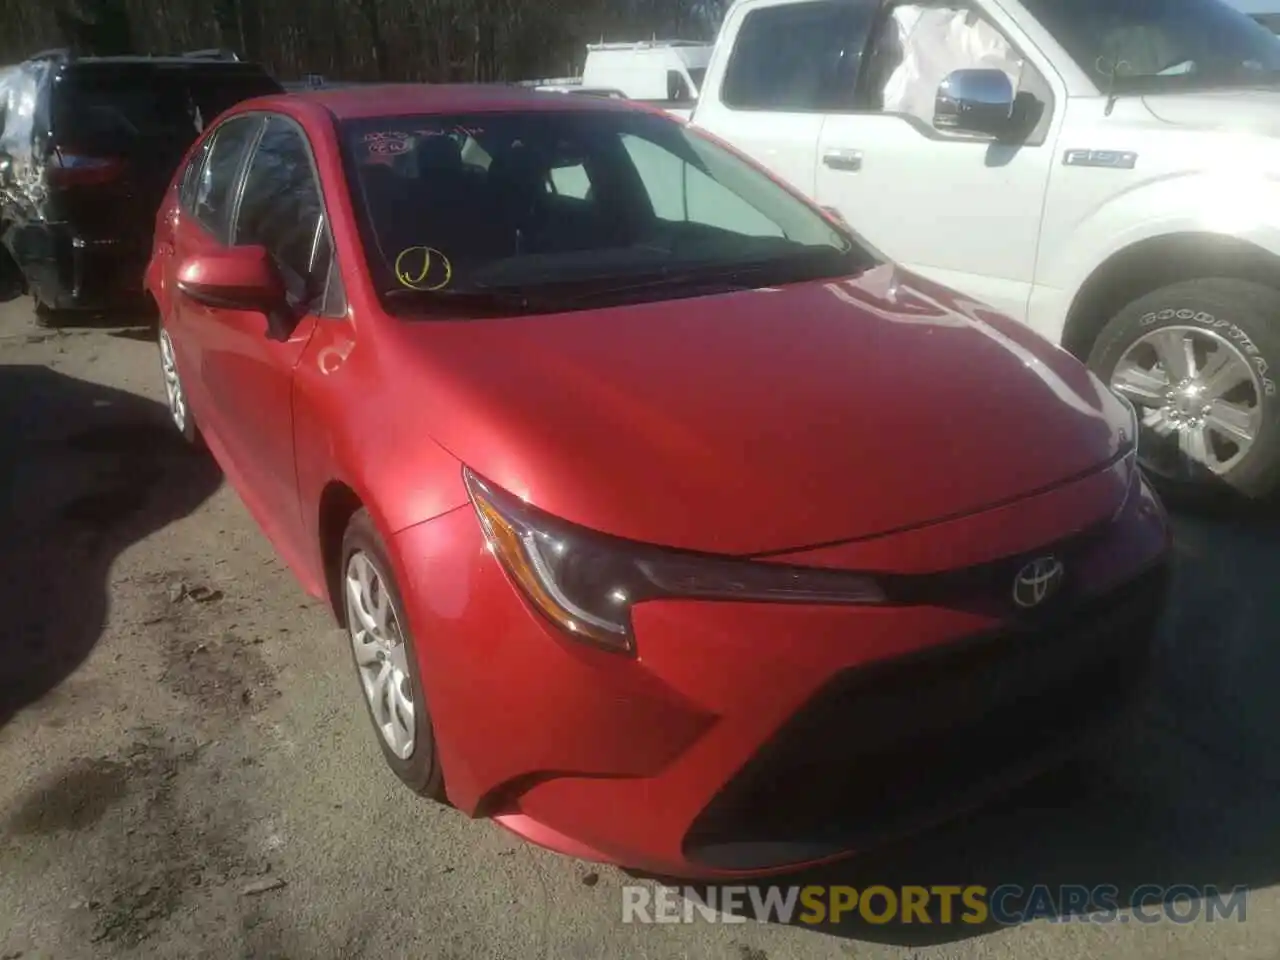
[463, 468, 886, 654]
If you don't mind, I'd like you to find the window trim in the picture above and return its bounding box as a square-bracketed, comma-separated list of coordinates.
[228, 110, 346, 319]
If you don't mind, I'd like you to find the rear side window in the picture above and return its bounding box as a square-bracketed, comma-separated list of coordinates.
[721, 0, 875, 111]
[186, 71, 283, 126]
[179, 139, 211, 211]
[50, 66, 280, 150]
[52, 71, 198, 148]
[193, 114, 260, 236]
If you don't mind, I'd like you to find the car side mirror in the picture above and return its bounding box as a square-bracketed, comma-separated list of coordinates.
[934, 68, 1015, 138]
[0, 151, 14, 187]
[176, 245, 293, 339]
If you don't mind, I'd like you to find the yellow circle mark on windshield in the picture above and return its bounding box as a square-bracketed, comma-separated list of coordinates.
[394, 246, 452, 291]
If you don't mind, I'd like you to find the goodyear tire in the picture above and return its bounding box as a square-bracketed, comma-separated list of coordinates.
[1087, 278, 1280, 499]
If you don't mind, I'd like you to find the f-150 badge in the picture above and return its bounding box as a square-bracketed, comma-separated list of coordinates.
[1063, 149, 1137, 169]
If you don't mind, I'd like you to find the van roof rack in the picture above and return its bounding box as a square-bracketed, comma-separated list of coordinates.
[585, 40, 712, 52]
[182, 48, 240, 61]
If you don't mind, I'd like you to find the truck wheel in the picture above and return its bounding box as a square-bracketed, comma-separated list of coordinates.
[1087, 278, 1280, 499]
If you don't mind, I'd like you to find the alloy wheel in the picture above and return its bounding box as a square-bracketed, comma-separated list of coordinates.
[158, 328, 188, 433]
[345, 551, 416, 759]
[1109, 324, 1262, 478]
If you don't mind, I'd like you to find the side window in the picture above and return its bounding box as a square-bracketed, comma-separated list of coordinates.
[233, 114, 333, 308]
[620, 133, 783, 238]
[862, 4, 1051, 141]
[721, 0, 875, 111]
[193, 115, 259, 237]
[666, 70, 691, 102]
[871, 6, 1023, 118]
[178, 140, 210, 211]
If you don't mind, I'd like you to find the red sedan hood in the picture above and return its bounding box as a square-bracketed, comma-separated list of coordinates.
[395, 265, 1130, 555]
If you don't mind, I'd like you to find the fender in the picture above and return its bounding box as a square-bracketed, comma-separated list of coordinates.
[292, 320, 469, 564]
[1031, 170, 1280, 343]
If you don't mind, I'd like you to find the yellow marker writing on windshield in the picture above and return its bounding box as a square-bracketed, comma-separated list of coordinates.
[394, 246, 452, 291]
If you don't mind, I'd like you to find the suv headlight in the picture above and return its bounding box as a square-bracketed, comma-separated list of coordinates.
[464, 468, 886, 654]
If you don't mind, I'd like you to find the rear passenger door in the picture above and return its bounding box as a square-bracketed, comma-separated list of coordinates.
[690, 0, 875, 198]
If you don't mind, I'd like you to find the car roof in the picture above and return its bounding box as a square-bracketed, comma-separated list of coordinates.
[270, 83, 645, 120]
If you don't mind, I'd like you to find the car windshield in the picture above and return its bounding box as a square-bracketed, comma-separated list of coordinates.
[1021, 0, 1280, 93]
[340, 108, 873, 315]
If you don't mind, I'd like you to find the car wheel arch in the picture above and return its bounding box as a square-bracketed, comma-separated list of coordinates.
[1062, 232, 1280, 361]
[318, 479, 374, 625]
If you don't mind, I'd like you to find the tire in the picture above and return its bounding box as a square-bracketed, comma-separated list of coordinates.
[1087, 278, 1280, 500]
[341, 508, 447, 800]
[157, 324, 203, 447]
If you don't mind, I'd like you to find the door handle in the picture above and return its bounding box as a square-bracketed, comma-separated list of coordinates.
[822, 148, 863, 172]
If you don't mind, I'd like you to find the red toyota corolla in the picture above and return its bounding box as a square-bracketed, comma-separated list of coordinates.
[146, 85, 1170, 878]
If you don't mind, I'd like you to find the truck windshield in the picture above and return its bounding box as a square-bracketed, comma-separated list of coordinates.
[341, 109, 873, 314]
[1022, 0, 1280, 93]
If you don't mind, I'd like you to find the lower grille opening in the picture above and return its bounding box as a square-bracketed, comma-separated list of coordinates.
[682, 564, 1169, 871]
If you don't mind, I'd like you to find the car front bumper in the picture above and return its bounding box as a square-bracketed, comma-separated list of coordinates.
[391, 462, 1170, 878]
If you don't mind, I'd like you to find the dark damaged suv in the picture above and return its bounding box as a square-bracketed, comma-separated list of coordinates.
[0, 49, 282, 316]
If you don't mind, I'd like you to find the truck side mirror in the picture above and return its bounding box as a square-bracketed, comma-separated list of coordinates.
[934, 68, 1015, 138]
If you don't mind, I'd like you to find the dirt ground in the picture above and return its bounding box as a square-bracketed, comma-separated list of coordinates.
[1, 295, 1279, 960]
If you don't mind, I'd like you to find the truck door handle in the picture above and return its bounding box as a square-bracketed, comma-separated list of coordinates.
[822, 149, 863, 172]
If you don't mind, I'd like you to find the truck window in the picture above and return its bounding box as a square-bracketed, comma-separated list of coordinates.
[864, 6, 1024, 121]
[721, 0, 875, 111]
[1020, 0, 1280, 91]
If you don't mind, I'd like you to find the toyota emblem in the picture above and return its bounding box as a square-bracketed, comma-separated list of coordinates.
[1012, 556, 1065, 609]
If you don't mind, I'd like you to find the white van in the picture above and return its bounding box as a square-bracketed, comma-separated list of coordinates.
[580, 41, 712, 102]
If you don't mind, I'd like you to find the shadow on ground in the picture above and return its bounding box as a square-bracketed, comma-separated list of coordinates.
[0, 364, 221, 728]
[40, 303, 159, 337]
[636, 498, 1280, 947]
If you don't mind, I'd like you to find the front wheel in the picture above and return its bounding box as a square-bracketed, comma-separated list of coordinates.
[341, 509, 446, 800]
[1088, 278, 1280, 499]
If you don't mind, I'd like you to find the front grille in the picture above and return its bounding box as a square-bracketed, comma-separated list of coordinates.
[877, 519, 1110, 618]
[682, 563, 1169, 870]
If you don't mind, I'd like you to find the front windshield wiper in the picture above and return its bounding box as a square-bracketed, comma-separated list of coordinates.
[382, 286, 553, 315]
[550, 252, 868, 306]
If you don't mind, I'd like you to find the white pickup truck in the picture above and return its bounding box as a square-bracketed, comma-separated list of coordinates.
[685, 0, 1280, 498]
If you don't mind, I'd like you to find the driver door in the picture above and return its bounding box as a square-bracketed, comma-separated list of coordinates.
[186, 112, 337, 557]
[815, 3, 1062, 323]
